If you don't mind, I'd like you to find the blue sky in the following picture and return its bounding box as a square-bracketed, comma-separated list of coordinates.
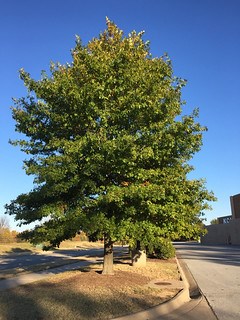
[1, 0, 240, 231]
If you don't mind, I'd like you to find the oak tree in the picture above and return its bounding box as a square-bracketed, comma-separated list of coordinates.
[6, 18, 215, 274]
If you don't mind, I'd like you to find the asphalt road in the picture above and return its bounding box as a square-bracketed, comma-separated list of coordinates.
[175, 242, 240, 320]
[0, 247, 104, 271]
[0, 245, 128, 272]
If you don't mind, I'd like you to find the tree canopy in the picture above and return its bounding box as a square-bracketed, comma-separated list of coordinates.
[6, 18, 215, 273]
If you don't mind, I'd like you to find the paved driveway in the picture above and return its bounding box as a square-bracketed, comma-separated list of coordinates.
[175, 242, 240, 320]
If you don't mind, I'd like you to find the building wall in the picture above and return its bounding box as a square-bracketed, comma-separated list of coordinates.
[201, 219, 240, 245]
[230, 193, 240, 219]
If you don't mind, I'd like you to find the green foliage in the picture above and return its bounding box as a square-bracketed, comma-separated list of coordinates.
[147, 238, 176, 260]
[5, 18, 215, 250]
[210, 218, 219, 225]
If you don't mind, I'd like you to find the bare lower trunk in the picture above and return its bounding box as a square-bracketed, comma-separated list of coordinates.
[102, 237, 114, 275]
[131, 241, 146, 267]
[132, 249, 146, 267]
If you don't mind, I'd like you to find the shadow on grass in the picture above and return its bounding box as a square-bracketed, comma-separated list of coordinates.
[0, 250, 177, 319]
[5, 248, 34, 254]
[0, 277, 163, 320]
[113, 256, 132, 266]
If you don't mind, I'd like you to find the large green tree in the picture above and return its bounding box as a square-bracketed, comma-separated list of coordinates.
[6, 18, 215, 274]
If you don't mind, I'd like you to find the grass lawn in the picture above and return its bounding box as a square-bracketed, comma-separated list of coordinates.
[0, 242, 40, 254]
[0, 240, 102, 254]
[0, 242, 180, 320]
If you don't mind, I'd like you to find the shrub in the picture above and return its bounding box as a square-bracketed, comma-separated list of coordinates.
[147, 237, 175, 259]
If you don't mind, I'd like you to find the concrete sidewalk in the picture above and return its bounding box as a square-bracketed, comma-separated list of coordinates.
[0, 252, 218, 319]
[0, 259, 98, 291]
[164, 254, 218, 320]
[160, 257, 218, 320]
[155, 295, 217, 320]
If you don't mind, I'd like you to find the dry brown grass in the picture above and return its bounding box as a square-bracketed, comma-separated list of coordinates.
[0, 257, 180, 320]
[0, 242, 40, 254]
[0, 240, 103, 255]
[59, 240, 104, 249]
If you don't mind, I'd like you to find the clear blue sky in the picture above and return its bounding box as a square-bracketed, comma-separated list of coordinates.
[1, 0, 240, 231]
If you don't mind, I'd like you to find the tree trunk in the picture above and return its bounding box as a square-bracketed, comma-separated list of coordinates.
[102, 237, 114, 275]
[132, 249, 146, 267]
[136, 240, 141, 250]
[131, 241, 146, 267]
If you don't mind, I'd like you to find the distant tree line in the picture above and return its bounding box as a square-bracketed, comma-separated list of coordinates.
[0, 216, 19, 243]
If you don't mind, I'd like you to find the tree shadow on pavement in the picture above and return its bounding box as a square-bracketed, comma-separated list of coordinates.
[174, 242, 240, 267]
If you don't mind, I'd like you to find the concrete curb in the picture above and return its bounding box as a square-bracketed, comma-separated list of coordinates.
[176, 253, 219, 319]
[113, 257, 191, 320]
[1, 248, 218, 319]
[176, 253, 201, 298]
